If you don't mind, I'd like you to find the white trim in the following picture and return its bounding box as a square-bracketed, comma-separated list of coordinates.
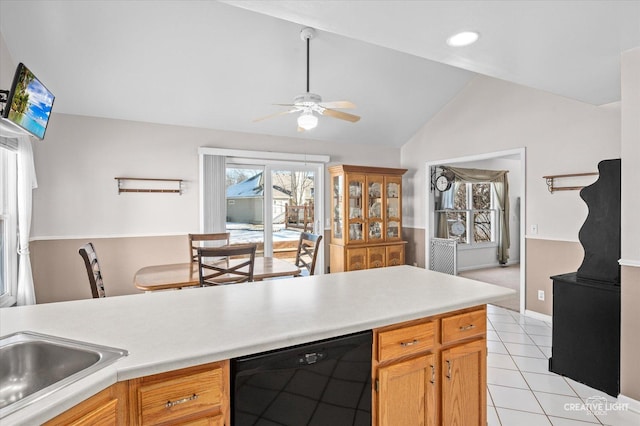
[428, 148, 522, 166]
[618, 394, 640, 414]
[425, 147, 527, 314]
[457, 259, 520, 272]
[198, 147, 330, 163]
[199, 147, 327, 274]
[525, 235, 580, 243]
[619, 258, 640, 267]
[30, 232, 188, 241]
[524, 309, 552, 324]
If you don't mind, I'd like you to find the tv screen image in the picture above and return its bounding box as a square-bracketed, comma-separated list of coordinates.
[3, 63, 55, 139]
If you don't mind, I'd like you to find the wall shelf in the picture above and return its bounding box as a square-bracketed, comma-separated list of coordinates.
[115, 177, 183, 194]
[542, 172, 598, 193]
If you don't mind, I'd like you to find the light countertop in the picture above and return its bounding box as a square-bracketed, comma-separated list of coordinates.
[0, 265, 514, 424]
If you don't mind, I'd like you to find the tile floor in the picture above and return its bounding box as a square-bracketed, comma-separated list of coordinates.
[486, 304, 639, 426]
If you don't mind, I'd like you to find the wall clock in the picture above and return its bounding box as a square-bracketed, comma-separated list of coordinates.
[435, 174, 452, 192]
[450, 220, 465, 236]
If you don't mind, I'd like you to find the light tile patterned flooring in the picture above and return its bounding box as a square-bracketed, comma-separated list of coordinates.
[486, 304, 639, 426]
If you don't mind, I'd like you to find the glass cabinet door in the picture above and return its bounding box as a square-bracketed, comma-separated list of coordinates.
[386, 178, 401, 240]
[332, 175, 343, 240]
[367, 176, 384, 242]
[347, 176, 365, 243]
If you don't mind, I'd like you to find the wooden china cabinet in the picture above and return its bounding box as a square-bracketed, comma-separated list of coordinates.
[329, 165, 407, 272]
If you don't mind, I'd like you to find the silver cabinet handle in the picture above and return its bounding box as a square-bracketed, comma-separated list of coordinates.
[166, 393, 198, 408]
[430, 364, 436, 384]
[446, 360, 452, 380]
[400, 339, 419, 347]
[459, 324, 475, 331]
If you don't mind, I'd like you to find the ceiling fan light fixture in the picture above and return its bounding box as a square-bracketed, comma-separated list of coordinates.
[297, 111, 318, 130]
[446, 31, 479, 47]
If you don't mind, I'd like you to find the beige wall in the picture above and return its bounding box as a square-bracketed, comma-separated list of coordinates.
[620, 47, 640, 402]
[28, 112, 401, 303]
[621, 266, 640, 400]
[525, 239, 583, 316]
[32, 236, 186, 303]
[402, 227, 425, 268]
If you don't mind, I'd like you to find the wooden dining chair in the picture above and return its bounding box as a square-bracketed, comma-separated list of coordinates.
[198, 244, 257, 285]
[188, 232, 231, 262]
[295, 232, 323, 276]
[78, 242, 106, 298]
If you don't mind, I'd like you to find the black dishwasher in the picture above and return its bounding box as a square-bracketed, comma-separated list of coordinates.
[232, 331, 372, 426]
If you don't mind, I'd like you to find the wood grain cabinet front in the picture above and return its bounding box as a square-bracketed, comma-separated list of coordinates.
[129, 360, 230, 426]
[373, 306, 487, 426]
[44, 382, 128, 426]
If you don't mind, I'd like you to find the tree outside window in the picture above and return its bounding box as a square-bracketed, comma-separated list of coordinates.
[442, 182, 496, 245]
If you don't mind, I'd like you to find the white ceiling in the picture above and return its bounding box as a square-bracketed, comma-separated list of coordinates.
[1, 1, 638, 148]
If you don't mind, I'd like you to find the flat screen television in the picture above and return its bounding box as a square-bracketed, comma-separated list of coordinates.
[2, 63, 55, 139]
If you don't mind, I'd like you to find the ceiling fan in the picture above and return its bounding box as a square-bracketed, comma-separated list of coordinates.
[253, 27, 360, 131]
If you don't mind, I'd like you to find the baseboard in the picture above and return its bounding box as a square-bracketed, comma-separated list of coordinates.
[457, 259, 520, 272]
[524, 309, 552, 323]
[618, 394, 640, 414]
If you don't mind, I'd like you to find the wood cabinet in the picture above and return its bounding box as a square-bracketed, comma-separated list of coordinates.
[373, 306, 486, 426]
[329, 165, 407, 272]
[128, 361, 230, 426]
[46, 361, 230, 426]
[44, 382, 128, 426]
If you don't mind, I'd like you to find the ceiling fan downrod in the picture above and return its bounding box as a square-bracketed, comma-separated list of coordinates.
[300, 27, 315, 94]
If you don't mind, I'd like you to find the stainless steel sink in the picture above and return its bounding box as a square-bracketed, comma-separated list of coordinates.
[0, 331, 128, 418]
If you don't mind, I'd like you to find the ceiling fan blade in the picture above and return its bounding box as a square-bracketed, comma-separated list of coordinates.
[318, 100, 356, 109]
[253, 109, 297, 122]
[322, 108, 361, 123]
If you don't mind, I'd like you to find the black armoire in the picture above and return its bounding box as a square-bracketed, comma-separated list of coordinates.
[549, 159, 621, 397]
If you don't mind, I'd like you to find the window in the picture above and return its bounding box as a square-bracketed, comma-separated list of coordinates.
[0, 147, 18, 306]
[438, 182, 498, 246]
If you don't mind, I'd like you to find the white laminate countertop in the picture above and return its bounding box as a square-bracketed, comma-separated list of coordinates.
[0, 265, 514, 424]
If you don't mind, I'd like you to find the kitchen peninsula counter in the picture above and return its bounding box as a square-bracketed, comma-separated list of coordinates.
[0, 265, 514, 424]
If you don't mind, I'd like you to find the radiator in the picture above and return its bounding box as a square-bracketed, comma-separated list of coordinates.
[429, 238, 457, 275]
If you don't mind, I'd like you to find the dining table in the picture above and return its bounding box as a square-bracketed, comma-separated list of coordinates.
[134, 257, 302, 291]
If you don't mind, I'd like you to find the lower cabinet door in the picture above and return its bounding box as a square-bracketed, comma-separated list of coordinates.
[377, 354, 437, 426]
[386, 244, 404, 266]
[441, 339, 486, 426]
[346, 247, 367, 271]
[367, 246, 386, 268]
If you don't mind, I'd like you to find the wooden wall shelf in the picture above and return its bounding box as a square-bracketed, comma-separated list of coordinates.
[115, 177, 183, 194]
[542, 172, 598, 193]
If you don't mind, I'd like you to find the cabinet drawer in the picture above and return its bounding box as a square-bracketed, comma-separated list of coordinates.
[138, 367, 223, 425]
[441, 309, 486, 344]
[377, 322, 436, 362]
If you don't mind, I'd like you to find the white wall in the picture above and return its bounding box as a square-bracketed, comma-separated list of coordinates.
[31, 113, 402, 239]
[401, 75, 621, 242]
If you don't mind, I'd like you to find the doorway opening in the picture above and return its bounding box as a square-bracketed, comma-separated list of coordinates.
[425, 148, 525, 312]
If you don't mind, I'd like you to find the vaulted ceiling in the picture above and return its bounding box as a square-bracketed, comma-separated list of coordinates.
[1, 1, 638, 147]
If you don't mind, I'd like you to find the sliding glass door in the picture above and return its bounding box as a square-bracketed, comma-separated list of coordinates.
[223, 162, 322, 272]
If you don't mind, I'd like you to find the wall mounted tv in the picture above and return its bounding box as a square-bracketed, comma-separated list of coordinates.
[2, 63, 55, 139]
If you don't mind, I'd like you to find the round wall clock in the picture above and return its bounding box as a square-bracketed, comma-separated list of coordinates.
[450, 220, 465, 236]
[435, 174, 452, 192]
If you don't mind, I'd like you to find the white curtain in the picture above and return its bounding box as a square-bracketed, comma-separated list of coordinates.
[201, 154, 226, 233]
[0, 125, 38, 305]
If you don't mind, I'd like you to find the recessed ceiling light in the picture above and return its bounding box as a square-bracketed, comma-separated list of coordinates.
[446, 31, 479, 47]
